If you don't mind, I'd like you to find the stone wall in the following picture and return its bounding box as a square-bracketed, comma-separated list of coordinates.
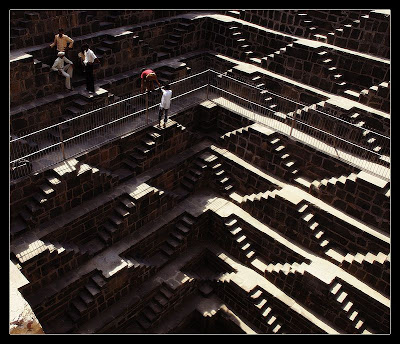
[10, 10, 191, 51]
[10, 160, 119, 238]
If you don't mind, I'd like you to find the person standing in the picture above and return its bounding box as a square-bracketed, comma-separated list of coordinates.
[51, 51, 74, 91]
[158, 83, 172, 128]
[140, 68, 161, 92]
[82, 44, 100, 94]
[50, 28, 74, 58]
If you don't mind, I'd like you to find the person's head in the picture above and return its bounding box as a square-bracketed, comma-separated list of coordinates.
[57, 51, 65, 58]
[164, 83, 171, 90]
[58, 28, 64, 37]
[81, 43, 89, 52]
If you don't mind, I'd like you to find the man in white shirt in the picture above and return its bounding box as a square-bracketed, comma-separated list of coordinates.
[158, 83, 172, 128]
[82, 43, 100, 94]
[51, 51, 74, 91]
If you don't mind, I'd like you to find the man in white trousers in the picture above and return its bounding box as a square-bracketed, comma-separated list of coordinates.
[51, 51, 74, 91]
[158, 83, 172, 128]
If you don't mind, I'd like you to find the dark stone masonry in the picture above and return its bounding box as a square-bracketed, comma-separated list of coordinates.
[10, 9, 390, 334]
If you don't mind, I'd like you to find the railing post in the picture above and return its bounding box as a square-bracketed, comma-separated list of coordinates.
[332, 122, 340, 157]
[206, 70, 210, 100]
[289, 107, 297, 136]
[58, 124, 66, 160]
[145, 91, 149, 125]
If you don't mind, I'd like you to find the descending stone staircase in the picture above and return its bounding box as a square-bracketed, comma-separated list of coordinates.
[328, 280, 371, 333]
[325, 247, 389, 267]
[135, 283, 177, 331]
[248, 286, 284, 333]
[310, 171, 358, 191]
[154, 213, 197, 262]
[296, 200, 329, 251]
[229, 189, 279, 206]
[180, 159, 207, 194]
[95, 192, 138, 247]
[196, 152, 236, 195]
[224, 217, 257, 262]
[66, 270, 107, 324]
[265, 260, 309, 275]
[10, 172, 63, 238]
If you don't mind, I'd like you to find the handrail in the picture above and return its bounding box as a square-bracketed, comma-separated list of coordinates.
[208, 84, 384, 157]
[10, 69, 211, 144]
[207, 68, 390, 141]
[10, 68, 390, 181]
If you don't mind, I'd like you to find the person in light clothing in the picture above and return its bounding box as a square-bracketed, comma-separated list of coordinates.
[81, 44, 100, 94]
[158, 83, 172, 128]
[51, 51, 74, 91]
[50, 28, 74, 58]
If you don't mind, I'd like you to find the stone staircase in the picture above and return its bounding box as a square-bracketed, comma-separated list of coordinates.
[159, 19, 194, 60]
[261, 42, 293, 71]
[155, 213, 197, 262]
[11, 159, 119, 240]
[12, 237, 90, 297]
[229, 189, 279, 205]
[95, 191, 140, 247]
[227, 25, 264, 66]
[248, 286, 284, 333]
[134, 279, 197, 332]
[219, 125, 252, 145]
[328, 280, 371, 333]
[358, 81, 390, 112]
[66, 271, 107, 324]
[117, 129, 161, 181]
[196, 151, 236, 195]
[310, 171, 358, 191]
[10, 172, 62, 239]
[268, 136, 300, 181]
[265, 260, 309, 275]
[325, 247, 389, 266]
[180, 159, 206, 194]
[135, 283, 176, 331]
[224, 217, 257, 262]
[296, 200, 329, 252]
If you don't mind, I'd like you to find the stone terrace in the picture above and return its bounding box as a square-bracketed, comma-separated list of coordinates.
[10, 9, 390, 334]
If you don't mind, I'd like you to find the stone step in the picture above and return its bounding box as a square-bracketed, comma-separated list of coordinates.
[181, 179, 194, 191]
[67, 309, 80, 323]
[122, 159, 137, 171]
[166, 237, 180, 249]
[39, 183, 55, 197]
[148, 301, 163, 315]
[176, 223, 190, 235]
[108, 214, 123, 227]
[181, 215, 195, 227]
[71, 298, 87, 314]
[115, 206, 130, 218]
[120, 197, 136, 210]
[91, 273, 106, 289]
[129, 151, 146, 164]
[153, 292, 169, 307]
[98, 229, 111, 244]
[160, 243, 174, 257]
[136, 314, 151, 330]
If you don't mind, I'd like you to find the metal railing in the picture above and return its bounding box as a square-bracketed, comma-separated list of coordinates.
[10, 69, 390, 181]
[207, 70, 390, 181]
